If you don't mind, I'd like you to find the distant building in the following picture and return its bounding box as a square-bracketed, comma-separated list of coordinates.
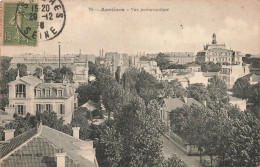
[196, 33, 244, 64]
[104, 52, 129, 77]
[160, 97, 202, 124]
[188, 72, 211, 86]
[9, 53, 94, 83]
[137, 61, 163, 80]
[80, 100, 99, 112]
[164, 52, 195, 64]
[229, 96, 247, 111]
[5, 72, 77, 124]
[162, 72, 218, 88]
[0, 124, 99, 167]
[219, 64, 250, 89]
[242, 73, 260, 85]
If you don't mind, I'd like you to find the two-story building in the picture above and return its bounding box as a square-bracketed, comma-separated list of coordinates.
[219, 64, 250, 89]
[5, 71, 77, 124]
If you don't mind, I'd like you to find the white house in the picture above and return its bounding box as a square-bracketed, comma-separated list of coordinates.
[5, 71, 78, 124]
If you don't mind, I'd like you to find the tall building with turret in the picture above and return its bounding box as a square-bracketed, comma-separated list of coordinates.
[196, 33, 244, 65]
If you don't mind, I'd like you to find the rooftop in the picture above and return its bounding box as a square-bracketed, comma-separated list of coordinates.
[163, 97, 202, 111]
[0, 124, 97, 167]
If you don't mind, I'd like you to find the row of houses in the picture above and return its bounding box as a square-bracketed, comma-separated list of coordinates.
[146, 33, 244, 65]
[162, 64, 252, 89]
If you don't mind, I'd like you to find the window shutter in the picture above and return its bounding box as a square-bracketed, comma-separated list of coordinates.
[23, 105, 26, 115]
[62, 104, 65, 114]
[42, 104, 45, 111]
[15, 105, 18, 114]
[50, 104, 53, 111]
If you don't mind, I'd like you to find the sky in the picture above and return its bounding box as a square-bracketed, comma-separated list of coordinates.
[1, 0, 260, 57]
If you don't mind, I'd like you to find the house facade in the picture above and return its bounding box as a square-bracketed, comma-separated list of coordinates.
[219, 64, 250, 89]
[5, 72, 77, 124]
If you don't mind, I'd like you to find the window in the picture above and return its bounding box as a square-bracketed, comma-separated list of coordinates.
[46, 90, 51, 97]
[60, 104, 65, 114]
[17, 105, 25, 115]
[58, 90, 63, 97]
[36, 104, 41, 112]
[16, 84, 26, 98]
[37, 90, 41, 97]
[46, 104, 51, 111]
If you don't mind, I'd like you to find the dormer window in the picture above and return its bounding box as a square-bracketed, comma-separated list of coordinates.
[57, 90, 63, 97]
[46, 89, 51, 97]
[16, 84, 26, 98]
[37, 90, 42, 97]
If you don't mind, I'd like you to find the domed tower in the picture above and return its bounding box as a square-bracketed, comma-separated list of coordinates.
[212, 33, 217, 44]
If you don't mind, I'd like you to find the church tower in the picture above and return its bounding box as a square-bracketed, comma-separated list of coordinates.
[212, 33, 217, 44]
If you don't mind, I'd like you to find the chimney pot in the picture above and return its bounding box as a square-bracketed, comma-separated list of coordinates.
[183, 97, 188, 104]
[4, 129, 15, 141]
[72, 127, 80, 139]
[55, 152, 66, 167]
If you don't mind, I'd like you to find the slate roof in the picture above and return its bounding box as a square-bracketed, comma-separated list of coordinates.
[9, 75, 42, 85]
[39, 126, 95, 167]
[80, 100, 99, 112]
[163, 97, 202, 112]
[208, 48, 233, 53]
[20, 75, 42, 85]
[0, 128, 38, 159]
[0, 125, 97, 167]
[202, 72, 219, 77]
[35, 83, 75, 98]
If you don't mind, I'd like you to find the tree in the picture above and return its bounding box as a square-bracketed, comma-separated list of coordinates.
[96, 97, 166, 167]
[0, 56, 12, 73]
[201, 62, 222, 72]
[155, 52, 171, 70]
[121, 67, 139, 94]
[96, 120, 122, 167]
[70, 108, 93, 140]
[161, 80, 187, 98]
[232, 77, 251, 99]
[163, 155, 187, 167]
[76, 82, 101, 105]
[33, 67, 42, 78]
[207, 75, 229, 108]
[53, 66, 73, 83]
[43, 66, 54, 82]
[135, 71, 161, 104]
[115, 98, 166, 167]
[5, 111, 72, 136]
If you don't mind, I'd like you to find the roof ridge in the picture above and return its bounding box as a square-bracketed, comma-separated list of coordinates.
[40, 125, 83, 142]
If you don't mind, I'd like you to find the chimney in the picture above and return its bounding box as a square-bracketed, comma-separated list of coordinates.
[203, 100, 207, 107]
[183, 96, 188, 104]
[4, 129, 15, 141]
[55, 149, 66, 167]
[72, 127, 80, 139]
[16, 70, 20, 80]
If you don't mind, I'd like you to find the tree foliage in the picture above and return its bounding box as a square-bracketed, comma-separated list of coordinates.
[232, 77, 251, 99]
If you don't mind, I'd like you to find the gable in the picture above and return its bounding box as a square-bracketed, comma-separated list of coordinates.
[9, 79, 29, 86]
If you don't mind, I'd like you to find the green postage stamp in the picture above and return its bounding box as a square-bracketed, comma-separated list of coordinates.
[1, 0, 66, 46]
[2, 2, 38, 46]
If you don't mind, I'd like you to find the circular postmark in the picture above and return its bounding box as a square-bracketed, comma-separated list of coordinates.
[15, 0, 66, 41]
